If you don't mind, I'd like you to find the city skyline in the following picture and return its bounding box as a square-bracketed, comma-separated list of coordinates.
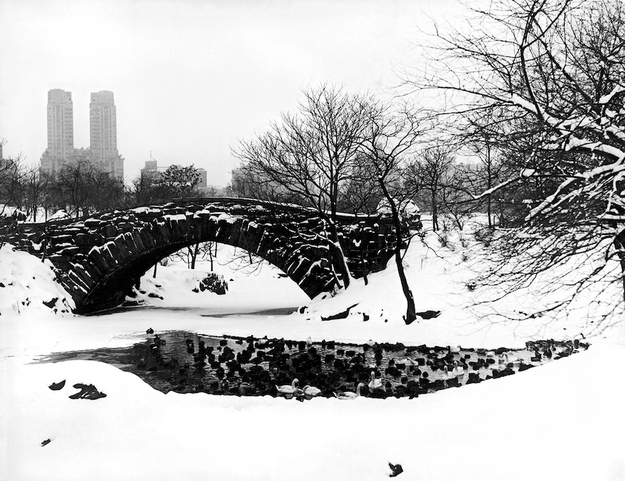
[0, 0, 460, 187]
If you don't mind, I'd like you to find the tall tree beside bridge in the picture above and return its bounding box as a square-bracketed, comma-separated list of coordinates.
[233, 84, 376, 290]
[358, 103, 425, 324]
[404, 0, 625, 319]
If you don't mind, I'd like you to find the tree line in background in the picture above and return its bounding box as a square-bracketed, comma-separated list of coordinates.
[2, 0, 624, 322]
[0, 151, 223, 221]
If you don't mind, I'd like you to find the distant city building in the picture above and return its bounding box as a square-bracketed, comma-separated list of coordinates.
[0, 142, 8, 170]
[46, 89, 74, 158]
[197, 168, 207, 189]
[40, 89, 124, 179]
[40, 89, 75, 175]
[90, 91, 123, 179]
[142, 159, 158, 173]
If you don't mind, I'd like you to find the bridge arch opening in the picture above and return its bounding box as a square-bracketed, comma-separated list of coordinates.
[129, 243, 310, 314]
[75, 223, 340, 314]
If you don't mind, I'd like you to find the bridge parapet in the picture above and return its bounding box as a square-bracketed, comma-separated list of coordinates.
[1, 198, 399, 313]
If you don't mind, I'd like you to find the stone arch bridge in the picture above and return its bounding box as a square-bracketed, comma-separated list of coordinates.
[2, 198, 401, 313]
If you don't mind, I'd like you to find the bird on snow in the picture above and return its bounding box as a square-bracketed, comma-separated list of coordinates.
[48, 380, 66, 391]
[388, 463, 403, 477]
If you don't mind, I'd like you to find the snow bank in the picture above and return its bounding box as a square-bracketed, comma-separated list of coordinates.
[0, 244, 74, 317]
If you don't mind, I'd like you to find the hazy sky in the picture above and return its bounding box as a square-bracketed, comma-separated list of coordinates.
[0, 0, 457, 187]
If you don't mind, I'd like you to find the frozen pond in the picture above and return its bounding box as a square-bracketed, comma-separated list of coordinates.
[37, 318, 589, 399]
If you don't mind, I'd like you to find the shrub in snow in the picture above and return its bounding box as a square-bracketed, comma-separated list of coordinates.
[473, 226, 494, 247]
[376, 198, 422, 229]
[195, 273, 228, 295]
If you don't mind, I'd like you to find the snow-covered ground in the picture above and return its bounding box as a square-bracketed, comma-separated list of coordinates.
[1, 224, 625, 481]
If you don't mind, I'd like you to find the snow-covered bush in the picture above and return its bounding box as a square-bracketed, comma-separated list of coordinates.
[195, 272, 228, 295]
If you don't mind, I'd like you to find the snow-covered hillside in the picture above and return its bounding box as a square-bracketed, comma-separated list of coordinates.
[1, 224, 624, 481]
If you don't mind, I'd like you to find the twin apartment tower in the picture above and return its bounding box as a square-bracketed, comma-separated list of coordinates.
[40, 89, 124, 180]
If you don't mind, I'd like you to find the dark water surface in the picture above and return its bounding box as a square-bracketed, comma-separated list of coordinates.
[37, 331, 589, 399]
[39, 331, 588, 398]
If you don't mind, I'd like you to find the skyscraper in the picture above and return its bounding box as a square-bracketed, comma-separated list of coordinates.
[41, 89, 74, 174]
[90, 90, 123, 179]
[40, 89, 124, 179]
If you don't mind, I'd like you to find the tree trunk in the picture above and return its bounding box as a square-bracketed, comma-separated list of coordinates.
[379, 180, 417, 324]
[190, 243, 199, 269]
[208, 242, 214, 271]
[328, 220, 351, 290]
[614, 230, 625, 303]
[486, 143, 493, 230]
[431, 191, 438, 231]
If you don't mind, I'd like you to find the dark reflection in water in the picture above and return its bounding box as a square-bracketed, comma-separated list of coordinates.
[37, 331, 589, 399]
[202, 307, 299, 318]
[83, 305, 299, 318]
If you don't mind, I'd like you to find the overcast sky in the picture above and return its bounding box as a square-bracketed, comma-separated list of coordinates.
[0, 0, 458, 187]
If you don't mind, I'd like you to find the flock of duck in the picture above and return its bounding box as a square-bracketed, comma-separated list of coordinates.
[129, 330, 589, 400]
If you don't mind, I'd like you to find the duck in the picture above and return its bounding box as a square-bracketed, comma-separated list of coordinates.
[302, 385, 322, 400]
[334, 383, 365, 400]
[238, 382, 252, 396]
[369, 371, 384, 391]
[395, 358, 416, 367]
[388, 463, 404, 478]
[452, 361, 465, 378]
[502, 352, 522, 367]
[48, 380, 66, 391]
[275, 379, 301, 399]
[442, 366, 454, 380]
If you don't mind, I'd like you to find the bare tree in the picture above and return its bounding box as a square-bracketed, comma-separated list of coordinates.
[230, 164, 295, 202]
[170, 241, 220, 270]
[404, 144, 456, 231]
[404, 0, 625, 316]
[0, 153, 25, 217]
[337, 155, 384, 215]
[51, 160, 126, 218]
[359, 103, 425, 324]
[233, 84, 376, 290]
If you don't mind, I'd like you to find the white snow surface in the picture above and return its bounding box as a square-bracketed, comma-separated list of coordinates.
[1, 226, 625, 481]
